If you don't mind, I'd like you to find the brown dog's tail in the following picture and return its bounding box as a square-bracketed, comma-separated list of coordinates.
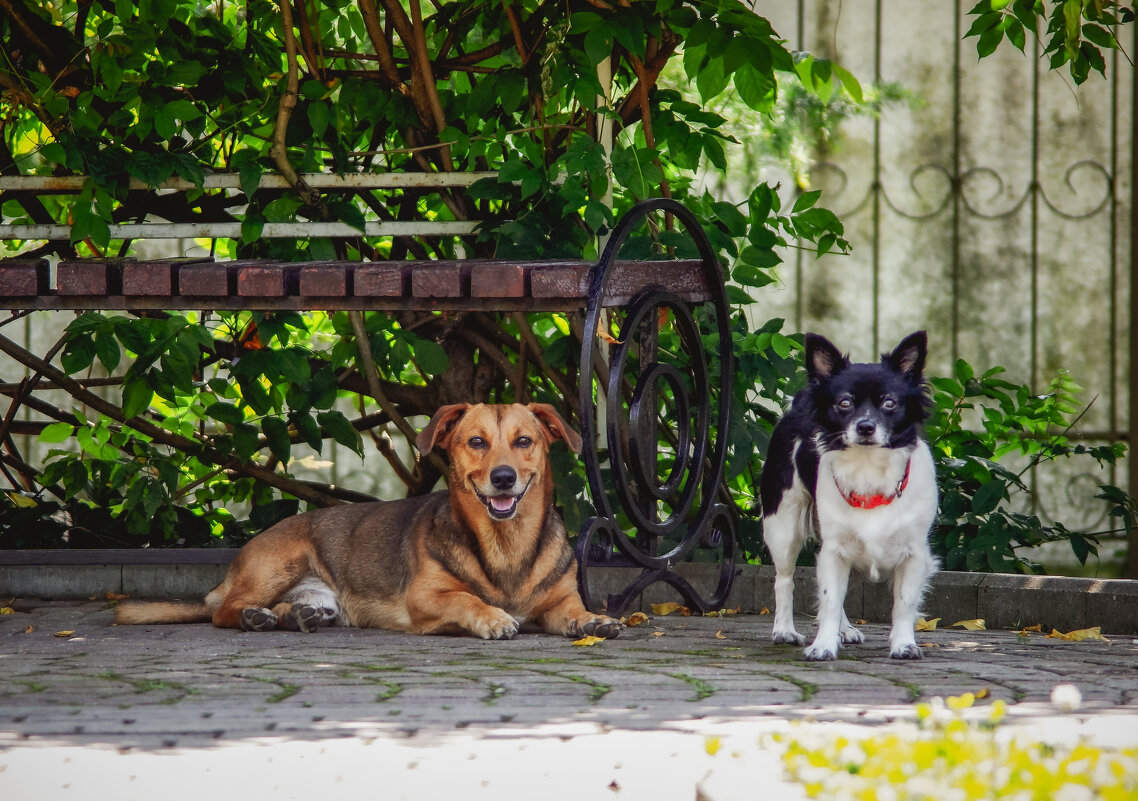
[114, 600, 214, 625]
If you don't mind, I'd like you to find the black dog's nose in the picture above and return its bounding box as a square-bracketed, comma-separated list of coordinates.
[490, 466, 517, 490]
[856, 420, 876, 438]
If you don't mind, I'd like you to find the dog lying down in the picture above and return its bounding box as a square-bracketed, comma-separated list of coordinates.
[115, 403, 623, 640]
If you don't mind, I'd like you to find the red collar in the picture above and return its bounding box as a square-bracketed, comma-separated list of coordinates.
[837, 458, 911, 509]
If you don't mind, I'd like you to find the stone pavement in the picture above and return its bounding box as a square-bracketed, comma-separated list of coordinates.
[1, 599, 1137, 800]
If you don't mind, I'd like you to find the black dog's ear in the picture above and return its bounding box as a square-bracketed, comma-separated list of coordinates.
[415, 403, 470, 454]
[804, 333, 847, 379]
[886, 330, 927, 378]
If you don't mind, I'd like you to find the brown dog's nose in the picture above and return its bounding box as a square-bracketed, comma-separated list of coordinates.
[490, 466, 517, 490]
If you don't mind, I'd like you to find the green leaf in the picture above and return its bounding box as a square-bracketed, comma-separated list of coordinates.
[733, 62, 776, 113]
[122, 379, 154, 419]
[207, 402, 244, 425]
[972, 480, 1006, 514]
[261, 416, 292, 463]
[39, 422, 76, 444]
[792, 190, 822, 213]
[293, 412, 323, 453]
[307, 101, 331, 137]
[412, 338, 449, 376]
[318, 411, 362, 455]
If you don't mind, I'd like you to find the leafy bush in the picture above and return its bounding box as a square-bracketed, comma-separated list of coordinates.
[927, 360, 1133, 574]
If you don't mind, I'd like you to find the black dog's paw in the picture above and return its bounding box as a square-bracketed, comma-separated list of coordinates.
[890, 643, 923, 660]
[772, 629, 807, 646]
[240, 607, 278, 632]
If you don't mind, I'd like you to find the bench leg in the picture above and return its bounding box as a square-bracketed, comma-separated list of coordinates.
[575, 198, 738, 618]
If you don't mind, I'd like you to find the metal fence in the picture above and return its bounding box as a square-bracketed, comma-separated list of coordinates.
[749, 1, 1133, 574]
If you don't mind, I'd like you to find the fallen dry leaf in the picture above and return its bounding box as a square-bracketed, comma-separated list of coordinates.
[976, 687, 991, 699]
[651, 631, 665, 637]
[759, 607, 771, 615]
[951, 618, 987, 631]
[915, 617, 941, 632]
[703, 607, 741, 618]
[650, 602, 689, 616]
[0, 607, 14, 615]
[53, 630, 75, 638]
[623, 611, 650, 627]
[715, 630, 727, 639]
[572, 635, 606, 647]
[105, 592, 130, 601]
[24, 625, 35, 634]
[1046, 626, 1110, 643]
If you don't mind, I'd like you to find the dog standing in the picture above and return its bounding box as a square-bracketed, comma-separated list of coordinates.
[760, 331, 938, 660]
[116, 403, 622, 641]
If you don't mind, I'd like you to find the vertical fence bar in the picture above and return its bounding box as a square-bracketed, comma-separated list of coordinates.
[1128, 21, 1138, 579]
[871, 0, 882, 354]
[951, 0, 962, 365]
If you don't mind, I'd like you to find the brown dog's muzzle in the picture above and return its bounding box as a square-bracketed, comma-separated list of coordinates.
[474, 467, 532, 520]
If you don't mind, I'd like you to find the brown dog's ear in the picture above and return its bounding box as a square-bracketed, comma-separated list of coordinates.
[416, 403, 470, 455]
[527, 403, 583, 454]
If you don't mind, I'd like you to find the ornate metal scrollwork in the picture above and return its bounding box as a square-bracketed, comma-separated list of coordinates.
[575, 198, 737, 617]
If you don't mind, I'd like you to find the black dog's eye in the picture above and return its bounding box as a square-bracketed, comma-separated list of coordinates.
[468, 436, 487, 450]
[836, 397, 854, 411]
[881, 397, 897, 411]
[514, 435, 533, 449]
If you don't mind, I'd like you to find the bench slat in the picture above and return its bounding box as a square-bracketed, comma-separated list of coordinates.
[0, 258, 714, 311]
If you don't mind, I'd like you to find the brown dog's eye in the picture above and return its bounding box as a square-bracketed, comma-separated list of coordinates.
[468, 436, 487, 449]
[514, 436, 533, 449]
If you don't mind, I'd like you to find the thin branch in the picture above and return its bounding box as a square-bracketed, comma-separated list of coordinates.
[0, 331, 344, 507]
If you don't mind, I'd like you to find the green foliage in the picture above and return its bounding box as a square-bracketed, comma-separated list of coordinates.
[965, 0, 1134, 84]
[0, 1, 1130, 565]
[926, 360, 1129, 573]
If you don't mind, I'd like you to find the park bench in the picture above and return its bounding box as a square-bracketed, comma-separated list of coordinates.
[0, 178, 736, 617]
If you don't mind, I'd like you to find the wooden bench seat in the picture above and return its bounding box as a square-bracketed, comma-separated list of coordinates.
[0, 256, 713, 312]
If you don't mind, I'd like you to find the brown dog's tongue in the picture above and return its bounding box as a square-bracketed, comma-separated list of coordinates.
[490, 496, 514, 512]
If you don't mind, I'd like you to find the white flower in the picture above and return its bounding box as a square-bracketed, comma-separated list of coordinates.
[1050, 683, 1082, 712]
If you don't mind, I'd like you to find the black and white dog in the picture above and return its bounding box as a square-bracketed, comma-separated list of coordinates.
[760, 331, 938, 661]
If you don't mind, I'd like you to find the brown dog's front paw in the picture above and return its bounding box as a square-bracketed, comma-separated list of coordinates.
[569, 615, 623, 640]
[473, 609, 520, 640]
[240, 607, 277, 632]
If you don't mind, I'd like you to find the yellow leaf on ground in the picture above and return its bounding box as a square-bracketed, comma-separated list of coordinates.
[0, 607, 14, 615]
[715, 630, 727, 639]
[916, 617, 940, 631]
[705, 736, 721, 756]
[650, 602, 685, 616]
[951, 619, 987, 631]
[572, 635, 606, 647]
[976, 687, 991, 699]
[759, 607, 771, 615]
[651, 631, 665, 637]
[1046, 626, 1110, 643]
[624, 611, 649, 627]
[703, 607, 741, 618]
[53, 630, 75, 637]
[23, 625, 34, 634]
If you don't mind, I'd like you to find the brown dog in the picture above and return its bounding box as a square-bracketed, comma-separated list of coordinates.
[115, 403, 622, 640]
